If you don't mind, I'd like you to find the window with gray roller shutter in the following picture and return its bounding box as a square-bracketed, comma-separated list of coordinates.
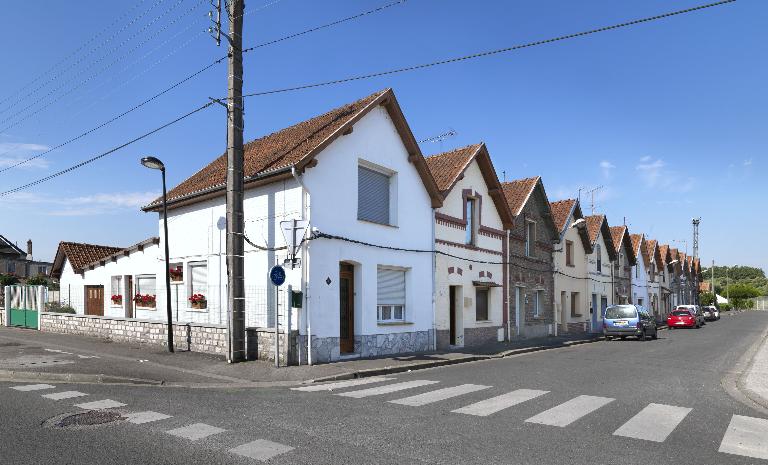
[358, 165, 390, 224]
[377, 268, 405, 306]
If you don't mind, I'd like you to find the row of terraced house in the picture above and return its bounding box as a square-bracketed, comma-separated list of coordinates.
[23, 89, 702, 364]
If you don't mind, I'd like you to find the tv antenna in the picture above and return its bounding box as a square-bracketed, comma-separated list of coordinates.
[578, 185, 604, 215]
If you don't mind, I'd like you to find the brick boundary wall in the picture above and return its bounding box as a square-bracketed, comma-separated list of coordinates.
[564, 322, 589, 334]
[40, 312, 227, 356]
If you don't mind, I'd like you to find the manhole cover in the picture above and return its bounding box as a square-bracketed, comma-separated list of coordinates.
[44, 411, 125, 429]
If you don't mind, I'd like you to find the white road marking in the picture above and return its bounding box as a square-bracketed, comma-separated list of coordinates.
[166, 423, 225, 441]
[613, 403, 692, 442]
[389, 384, 491, 406]
[525, 395, 615, 427]
[41, 391, 88, 401]
[336, 380, 440, 398]
[719, 415, 768, 460]
[291, 377, 394, 392]
[10, 384, 56, 391]
[452, 389, 550, 417]
[75, 399, 126, 410]
[44, 349, 73, 355]
[124, 411, 172, 424]
[229, 439, 295, 461]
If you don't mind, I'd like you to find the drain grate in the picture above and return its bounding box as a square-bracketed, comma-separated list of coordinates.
[45, 411, 124, 429]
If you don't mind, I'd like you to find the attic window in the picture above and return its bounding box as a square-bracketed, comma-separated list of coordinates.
[358, 162, 396, 226]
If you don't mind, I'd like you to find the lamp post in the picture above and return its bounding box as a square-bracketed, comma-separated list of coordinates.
[141, 156, 174, 353]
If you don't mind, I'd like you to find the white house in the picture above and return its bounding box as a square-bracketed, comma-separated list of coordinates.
[550, 199, 593, 335]
[645, 239, 664, 320]
[584, 215, 617, 332]
[141, 88, 444, 364]
[425, 143, 514, 348]
[630, 233, 650, 310]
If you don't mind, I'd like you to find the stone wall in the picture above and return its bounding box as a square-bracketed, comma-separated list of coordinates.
[246, 328, 299, 366]
[463, 326, 503, 347]
[40, 313, 227, 355]
[563, 322, 588, 334]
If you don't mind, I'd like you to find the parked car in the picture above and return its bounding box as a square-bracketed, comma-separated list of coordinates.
[675, 305, 704, 326]
[668, 309, 699, 329]
[603, 304, 658, 340]
[703, 305, 720, 321]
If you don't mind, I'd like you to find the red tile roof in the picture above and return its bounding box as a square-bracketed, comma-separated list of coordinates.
[425, 144, 483, 192]
[143, 88, 442, 211]
[550, 199, 576, 234]
[659, 244, 671, 266]
[54, 242, 124, 274]
[610, 226, 627, 256]
[610, 225, 637, 265]
[501, 177, 539, 216]
[585, 215, 605, 245]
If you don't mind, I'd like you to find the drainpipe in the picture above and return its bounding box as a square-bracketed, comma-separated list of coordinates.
[431, 208, 437, 351]
[291, 167, 312, 365]
[506, 230, 513, 341]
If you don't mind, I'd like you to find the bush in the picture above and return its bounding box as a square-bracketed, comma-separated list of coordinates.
[45, 302, 76, 314]
[25, 275, 49, 286]
[719, 303, 733, 311]
[0, 274, 19, 287]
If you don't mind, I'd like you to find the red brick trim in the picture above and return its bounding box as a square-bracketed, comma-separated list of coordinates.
[436, 239, 504, 256]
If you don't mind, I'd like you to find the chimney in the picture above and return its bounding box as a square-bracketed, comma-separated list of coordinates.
[26, 239, 32, 260]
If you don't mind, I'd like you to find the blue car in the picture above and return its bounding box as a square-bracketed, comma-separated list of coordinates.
[603, 304, 658, 341]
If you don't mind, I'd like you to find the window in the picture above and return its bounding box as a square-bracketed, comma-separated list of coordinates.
[7, 261, 15, 274]
[465, 198, 477, 245]
[377, 267, 405, 322]
[638, 298, 644, 307]
[534, 290, 544, 317]
[37, 265, 47, 275]
[476, 288, 489, 321]
[189, 262, 207, 297]
[358, 165, 392, 225]
[110, 276, 122, 300]
[596, 244, 602, 273]
[635, 265, 639, 278]
[571, 292, 580, 317]
[135, 275, 156, 307]
[566, 240, 574, 266]
[525, 221, 536, 257]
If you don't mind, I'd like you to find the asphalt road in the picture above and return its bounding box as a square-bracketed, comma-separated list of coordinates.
[2, 311, 767, 465]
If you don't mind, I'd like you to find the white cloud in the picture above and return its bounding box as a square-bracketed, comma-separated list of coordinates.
[635, 157, 695, 193]
[0, 191, 159, 216]
[0, 141, 52, 170]
[599, 160, 616, 179]
[0, 142, 50, 152]
[744, 158, 753, 166]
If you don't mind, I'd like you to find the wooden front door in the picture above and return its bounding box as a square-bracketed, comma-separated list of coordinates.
[85, 285, 104, 316]
[339, 263, 355, 354]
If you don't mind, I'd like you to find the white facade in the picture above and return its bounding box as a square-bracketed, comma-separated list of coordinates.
[160, 105, 437, 363]
[553, 212, 591, 334]
[586, 226, 614, 333]
[631, 237, 650, 312]
[433, 156, 507, 349]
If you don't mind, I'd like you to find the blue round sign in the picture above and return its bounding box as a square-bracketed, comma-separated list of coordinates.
[269, 265, 286, 286]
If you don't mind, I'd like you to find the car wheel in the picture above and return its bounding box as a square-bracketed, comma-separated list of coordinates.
[652, 329, 658, 340]
[639, 329, 646, 341]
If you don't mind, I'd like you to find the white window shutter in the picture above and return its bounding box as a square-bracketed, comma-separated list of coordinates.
[191, 263, 207, 295]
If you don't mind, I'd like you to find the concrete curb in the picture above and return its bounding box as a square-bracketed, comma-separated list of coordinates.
[308, 336, 604, 384]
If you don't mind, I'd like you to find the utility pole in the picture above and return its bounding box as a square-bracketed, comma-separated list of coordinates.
[711, 259, 715, 303]
[225, 0, 245, 362]
[692, 218, 700, 304]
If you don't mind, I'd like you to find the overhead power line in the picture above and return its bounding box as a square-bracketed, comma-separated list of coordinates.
[0, 102, 214, 197]
[0, 0, 405, 172]
[240, 0, 736, 98]
[0, 0, 207, 133]
[0, 0, 160, 108]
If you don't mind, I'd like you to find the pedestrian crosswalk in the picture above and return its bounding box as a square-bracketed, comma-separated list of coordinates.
[8, 383, 296, 463]
[292, 377, 768, 461]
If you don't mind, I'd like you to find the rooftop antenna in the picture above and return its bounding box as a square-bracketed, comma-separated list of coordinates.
[578, 185, 604, 215]
[502, 170, 506, 182]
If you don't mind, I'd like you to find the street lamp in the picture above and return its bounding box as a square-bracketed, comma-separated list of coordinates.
[140, 156, 174, 353]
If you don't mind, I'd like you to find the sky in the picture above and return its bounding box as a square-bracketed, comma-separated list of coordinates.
[0, 0, 765, 270]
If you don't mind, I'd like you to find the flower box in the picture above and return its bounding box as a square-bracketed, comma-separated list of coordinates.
[190, 301, 207, 310]
[133, 294, 156, 309]
[189, 293, 207, 310]
[110, 295, 123, 306]
[170, 266, 183, 282]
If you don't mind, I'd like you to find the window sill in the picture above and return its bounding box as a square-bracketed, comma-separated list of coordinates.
[474, 320, 495, 326]
[377, 321, 413, 326]
[135, 307, 156, 311]
[358, 218, 397, 228]
[186, 308, 209, 313]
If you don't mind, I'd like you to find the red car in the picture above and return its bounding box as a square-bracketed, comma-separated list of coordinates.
[667, 309, 699, 329]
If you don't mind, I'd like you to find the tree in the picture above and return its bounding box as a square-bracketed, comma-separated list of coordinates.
[0, 274, 19, 287]
[26, 275, 49, 286]
[700, 292, 715, 306]
[728, 284, 762, 299]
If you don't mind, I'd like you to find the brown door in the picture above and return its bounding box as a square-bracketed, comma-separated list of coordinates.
[449, 286, 457, 345]
[339, 263, 355, 354]
[85, 285, 104, 316]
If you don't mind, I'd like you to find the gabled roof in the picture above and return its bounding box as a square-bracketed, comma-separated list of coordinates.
[425, 143, 514, 229]
[584, 215, 617, 261]
[550, 199, 592, 254]
[81, 237, 160, 272]
[645, 239, 664, 272]
[502, 177, 539, 217]
[630, 234, 650, 269]
[501, 176, 559, 241]
[143, 88, 443, 211]
[658, 244, 671, 267]
[0, 234, 25, 257]
[51, 241, 124, 278]
[609, 225, 637, 266]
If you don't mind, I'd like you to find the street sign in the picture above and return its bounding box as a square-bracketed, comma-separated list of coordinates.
[269, 265, 286, 287]
[280, 219, 309, 262]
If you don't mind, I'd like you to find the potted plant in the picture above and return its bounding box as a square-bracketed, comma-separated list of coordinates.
[189, 293, 207, 310]
[169, 266, 183, 282]
[111, 294, 123, 305]
[133, 293, 156, 309]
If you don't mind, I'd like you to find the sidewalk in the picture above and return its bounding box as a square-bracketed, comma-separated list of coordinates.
[0, 326, 602, 387]
[742, 323, 768, 409]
